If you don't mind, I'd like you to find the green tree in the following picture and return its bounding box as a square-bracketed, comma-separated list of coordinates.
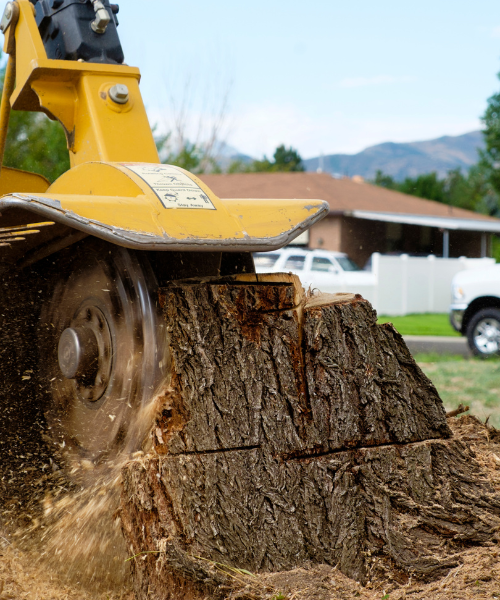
[249, 156, 273, 172]
[168, 142, 203, 173]
[4, 111, 70, 182]
[478, 73, 500, 218]
[374, 169, 396, 189]
[398, 172, 446, 203]
[482, 75, 500, 197]
[156, 132, 223, 174]
[444, 165, 498, 215]
[227, 158, 251, 173]
[466, 162, 500, 216]
[271, 144, 305, 172]
[372, 166, 499, 216]
[0, 62, 70, 182]
[229, 144, 305, 173]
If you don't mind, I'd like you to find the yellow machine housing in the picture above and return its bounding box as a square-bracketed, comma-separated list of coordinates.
[0, 0, 328, 272]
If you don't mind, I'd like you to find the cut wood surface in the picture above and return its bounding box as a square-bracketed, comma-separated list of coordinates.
[120, 277, 500, 600]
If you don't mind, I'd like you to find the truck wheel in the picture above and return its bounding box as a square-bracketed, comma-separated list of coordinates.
[466, 308, 500, 357]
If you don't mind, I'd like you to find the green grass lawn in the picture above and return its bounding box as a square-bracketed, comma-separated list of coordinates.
[416, 355, 500, 428]
[377, 313, 459, 337]
[375, 314, 500, 427]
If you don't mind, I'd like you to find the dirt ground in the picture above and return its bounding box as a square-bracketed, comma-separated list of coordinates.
[0, 544, 133, 600]
[0, 414, 498, 600]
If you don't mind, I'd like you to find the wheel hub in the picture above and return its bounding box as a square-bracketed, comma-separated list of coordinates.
[39, 240, 168, 462]
[475, 318, 500, 354]
[58, 304, 113, 403]
[58, 326, 99, 380]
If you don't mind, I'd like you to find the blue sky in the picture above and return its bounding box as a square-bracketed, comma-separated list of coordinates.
[116, 0, 500, 159]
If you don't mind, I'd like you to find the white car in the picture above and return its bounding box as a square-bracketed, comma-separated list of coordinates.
[450, 265, 500, 357]
[253, 248, 376, 296]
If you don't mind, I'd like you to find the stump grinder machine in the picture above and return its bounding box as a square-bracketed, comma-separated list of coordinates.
[0, 0, 327, 465]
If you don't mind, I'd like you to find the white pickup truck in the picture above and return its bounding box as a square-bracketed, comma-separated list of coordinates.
[253, 248, 376, 296]
[450, 264, 500, 356]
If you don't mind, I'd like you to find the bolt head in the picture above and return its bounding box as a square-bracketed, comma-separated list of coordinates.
[58, 327, 99, 380]
[109, 84, 129, 105]
[58, 328, 82, 379]
[91, 5, 111, 34]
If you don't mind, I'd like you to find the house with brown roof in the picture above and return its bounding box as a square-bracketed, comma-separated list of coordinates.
[199, 172, 500, 267]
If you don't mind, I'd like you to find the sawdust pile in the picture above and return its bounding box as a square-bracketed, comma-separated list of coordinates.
[0, 414, 499, 600]
[226, 545, 500, 599]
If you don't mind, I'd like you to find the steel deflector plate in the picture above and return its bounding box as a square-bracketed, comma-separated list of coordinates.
[0, 193, 329, 252]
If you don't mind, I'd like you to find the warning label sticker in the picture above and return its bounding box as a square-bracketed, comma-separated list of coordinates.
[121, 163, 217, 210]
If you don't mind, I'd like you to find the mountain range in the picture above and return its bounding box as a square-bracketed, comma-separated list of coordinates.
[302, 131, 484, 181]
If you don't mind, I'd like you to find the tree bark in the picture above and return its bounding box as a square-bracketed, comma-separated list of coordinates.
[120, 277, 500, 600]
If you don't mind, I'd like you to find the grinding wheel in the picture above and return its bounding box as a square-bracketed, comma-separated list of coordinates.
[38, 238, 168, 464]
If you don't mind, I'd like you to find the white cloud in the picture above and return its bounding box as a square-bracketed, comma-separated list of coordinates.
[492, 26, 500, 38]
[338, 75, 415, 89]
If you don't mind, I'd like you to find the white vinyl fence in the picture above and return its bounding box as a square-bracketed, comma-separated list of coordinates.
[362, 254, 495, 315]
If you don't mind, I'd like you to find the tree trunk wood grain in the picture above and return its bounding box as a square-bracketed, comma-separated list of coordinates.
[120, 277, 500, 600]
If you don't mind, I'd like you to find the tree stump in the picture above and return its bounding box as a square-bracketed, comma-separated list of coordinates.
[120, 276, 500, 600]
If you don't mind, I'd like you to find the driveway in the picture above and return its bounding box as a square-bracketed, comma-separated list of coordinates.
[403, 335, 471, 358]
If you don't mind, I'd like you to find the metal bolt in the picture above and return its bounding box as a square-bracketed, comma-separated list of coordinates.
[0, 3, 13, 33]
[108, 84, 129, 105]
[91, 0, 111, 34]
